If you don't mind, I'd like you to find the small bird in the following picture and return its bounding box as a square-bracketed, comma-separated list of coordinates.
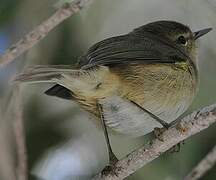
[15, 20, 212, 167]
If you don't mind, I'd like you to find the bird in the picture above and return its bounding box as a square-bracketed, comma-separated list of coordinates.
[15, 20, 212, 168]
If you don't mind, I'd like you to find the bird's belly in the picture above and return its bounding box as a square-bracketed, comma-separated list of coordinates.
[102, 64, 197, 136]
[100, 94, 192, 137]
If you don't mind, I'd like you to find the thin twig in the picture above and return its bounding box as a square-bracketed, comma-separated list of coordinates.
[93, 104, 216, 180]
[184, 145, 216, 180]
[0, 0, 92, 68]
[13, 86, 27, 180]
[0, 102, 16, 180]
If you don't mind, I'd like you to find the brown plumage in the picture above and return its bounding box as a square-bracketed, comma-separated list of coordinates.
[14, 20, 211, 136]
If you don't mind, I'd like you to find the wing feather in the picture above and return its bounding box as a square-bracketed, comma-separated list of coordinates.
[78, 32, 186, 69]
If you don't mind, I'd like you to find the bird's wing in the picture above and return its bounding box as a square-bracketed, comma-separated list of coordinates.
[78, 32, 186, 69]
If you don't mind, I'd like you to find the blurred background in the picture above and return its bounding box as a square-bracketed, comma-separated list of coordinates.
[0, 0, 216, 179]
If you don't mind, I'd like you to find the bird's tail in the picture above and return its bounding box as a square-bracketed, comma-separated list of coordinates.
[14, 65, 110, 100]
[13, 65, 81, 84]
[13, 65, 92, 100]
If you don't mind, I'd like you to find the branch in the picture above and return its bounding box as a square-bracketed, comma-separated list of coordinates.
[184, 145, 216, 180]
[12, 86, 27, 180]
[0, 0, 92, 68]
[93, 104, 216, 180]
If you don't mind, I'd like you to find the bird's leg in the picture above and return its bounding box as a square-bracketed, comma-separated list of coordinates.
[130, 100, 170, 129]
[130, 100, 186, 149]
[97, 103, 118, 173]
[130, 100, 171, 141]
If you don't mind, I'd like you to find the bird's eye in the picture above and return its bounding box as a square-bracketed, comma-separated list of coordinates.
[177, 35, 187, 45]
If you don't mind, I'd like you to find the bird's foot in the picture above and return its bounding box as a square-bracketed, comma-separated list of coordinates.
[102, 154, 121, 176]
[153, 127, 167, 141]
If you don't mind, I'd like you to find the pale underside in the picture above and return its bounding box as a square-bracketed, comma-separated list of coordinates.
[55, 63, 197, 137]
[99, 95, 189, 137]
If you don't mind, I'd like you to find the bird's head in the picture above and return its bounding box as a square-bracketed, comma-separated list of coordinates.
[136, 20, 212, 64]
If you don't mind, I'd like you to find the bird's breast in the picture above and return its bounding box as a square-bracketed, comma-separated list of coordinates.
[103, 63, 198, 136]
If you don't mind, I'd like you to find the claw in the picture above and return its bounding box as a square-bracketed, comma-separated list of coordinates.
[102, 155, 120, 176]
[153, 127, 166, 141]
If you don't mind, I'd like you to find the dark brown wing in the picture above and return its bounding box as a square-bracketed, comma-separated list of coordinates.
[78, 31, 187, 69]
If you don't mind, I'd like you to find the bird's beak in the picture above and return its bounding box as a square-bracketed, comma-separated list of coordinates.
[193, 28, 212, 40]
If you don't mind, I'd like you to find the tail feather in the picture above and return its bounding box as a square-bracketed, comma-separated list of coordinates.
[13, 65, 81, 83]
[14, 73, 61, 83]
[13, 65, 110, 102]
[24, 65, 77, 73]
[45, 84, 74, 100]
